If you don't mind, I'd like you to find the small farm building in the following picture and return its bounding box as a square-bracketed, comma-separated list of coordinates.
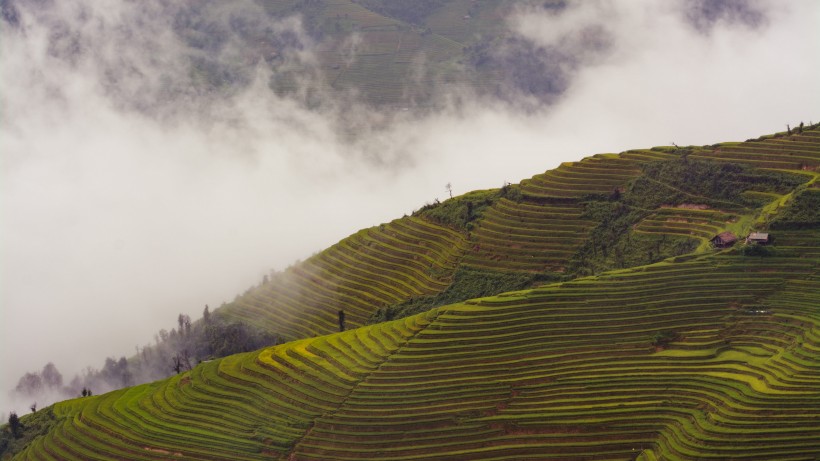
[747, 232, 770, 244]
[711, 231, 738, 248]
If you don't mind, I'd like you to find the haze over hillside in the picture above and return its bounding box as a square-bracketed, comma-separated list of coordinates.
[2, 0, 820, 415]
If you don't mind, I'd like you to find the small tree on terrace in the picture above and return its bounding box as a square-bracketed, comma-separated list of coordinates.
[8, 412, 21, 438]
[172, 350, 193, 374]
[651, 330, 680, 349]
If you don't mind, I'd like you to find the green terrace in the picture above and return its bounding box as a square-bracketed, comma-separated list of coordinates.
[519, 155, 645, 200]
[215, 127, 818, 355]
[690, 126, 820, 169]
[220, 216, 467, 339]
[14, 241, 819, 459]
[462, 200, 595, 273]
[9, 125, 820, 460]
[634, 207, 738, 240]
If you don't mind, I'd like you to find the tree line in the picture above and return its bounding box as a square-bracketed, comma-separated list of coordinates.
[8, 306, 281, 416]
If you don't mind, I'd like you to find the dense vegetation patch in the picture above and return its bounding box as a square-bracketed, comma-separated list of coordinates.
[1, 407, 60, 460]
[414, 185, 521, 231]
[566, 158, 808, 275]
[630, 157, 806, 210]
[770, 188, 820, 229]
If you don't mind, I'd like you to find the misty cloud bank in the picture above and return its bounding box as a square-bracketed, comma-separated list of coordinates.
[2, 0, 819, 413]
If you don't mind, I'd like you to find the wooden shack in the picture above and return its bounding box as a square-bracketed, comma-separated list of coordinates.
[711, 231, 738, 248]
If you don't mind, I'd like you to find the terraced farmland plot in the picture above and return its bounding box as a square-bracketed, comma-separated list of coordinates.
[635, 207, 737, 240]
[14, 317, 431, 461]
[691, 127, 820, 169]
[520, 155, 643, 200]
[775, 229, 820, 258]
[13, 126, 820, 461]
[463, 199, 596, 273]
[221, 216, 467, 340]
[284, 255, 820, 460]
[14, 247, 820, 460]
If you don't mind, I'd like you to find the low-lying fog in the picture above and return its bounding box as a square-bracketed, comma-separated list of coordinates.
[2, 0, 819, 414]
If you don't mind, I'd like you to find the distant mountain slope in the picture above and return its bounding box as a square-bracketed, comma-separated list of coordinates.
[193, 0, 518, 107]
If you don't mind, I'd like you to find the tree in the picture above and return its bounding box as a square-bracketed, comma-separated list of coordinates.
[41, 362, 63, 389]
[651, 330, 680, 349]
[203, 305, 211, 324]
[172, 350, 192, 374]
[15, 372, 43, 397]
[30, 402, 37, 413]
[445, 182, 453, 199]
[8, 412, 21, 438]
[338, 310, 346, 332]
[117, 357, 132, 387]
[178, 314, 192, 337]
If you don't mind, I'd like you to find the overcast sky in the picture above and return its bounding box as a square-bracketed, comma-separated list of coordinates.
[1, 0, 819, 413]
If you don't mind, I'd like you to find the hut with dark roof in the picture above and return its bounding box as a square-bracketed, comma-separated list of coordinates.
[711, 231, 738, 248]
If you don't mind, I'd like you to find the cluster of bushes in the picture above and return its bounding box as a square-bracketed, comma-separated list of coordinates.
[0, 407, 59, 459]
[651, 330, 680, 349]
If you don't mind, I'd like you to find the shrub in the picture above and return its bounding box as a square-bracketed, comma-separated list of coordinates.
[651, 330, 680, 348]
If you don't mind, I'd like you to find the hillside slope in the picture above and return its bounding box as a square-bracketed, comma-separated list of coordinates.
[8, 229, 820, 459]
[183, 0, 519, 107]
[220, 126, 820, 339]
[5, 125, 820, 460]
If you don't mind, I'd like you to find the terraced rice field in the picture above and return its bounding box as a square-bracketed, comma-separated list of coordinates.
[17, 243, 820, 460]
[520, 154, 646, 200]
[635, 207, 738, 241]
[691, 127, 820, 169]
[221, 128, 819, 341]
[463, 149, 679, 274]
[11, 125, 820, 460]
[221, 216, 468, 339]
[462, 199, 596, 273]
